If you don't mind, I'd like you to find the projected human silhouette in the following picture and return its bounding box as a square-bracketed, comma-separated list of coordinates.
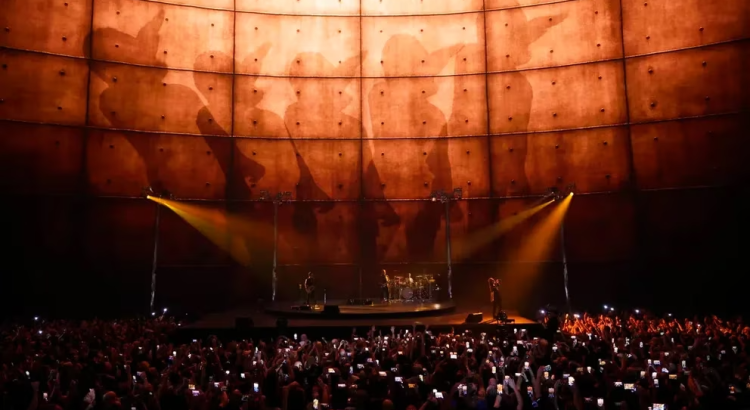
[284, 53, 362, 261]
[367, 35, 464, 260]
[497, 5, 568, 193]
[89, 10, 263, 197]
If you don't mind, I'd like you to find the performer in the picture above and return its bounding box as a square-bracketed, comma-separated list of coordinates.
[488, 278, 502, 319]
[304, 271, 316, 306]
[380, 269, 390, 302]
[407, 273, 414, 286]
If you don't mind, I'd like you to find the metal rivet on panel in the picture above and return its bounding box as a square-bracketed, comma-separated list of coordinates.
[598, 76, 602, 79]
[605, 174, 611, 178]
[115, 44, 119, 48]
[421, 60, 425, 63]
[112, 76, 117, 82]
[646, 36, 650, 40]
[422, 121, 427, 124]
[650, 101, 656, 107]
[464, 88, 467, 92]
[296, 121, 300, 125]
[600, 108, 605, 112]
[62, 36, 67, 41]
[161, 115, 165, 119]
[557, 176, 562, 180]
[465, 119, 469, 123]
[506, 54, 510, 58]
[511, 179, 515, 184]
[57, 106, 62, 110]
[381, 183, 386, 187]
[381, 121, 384, 125]
[163, 82, 167, 86]
[555, 144, 559, 148]
[210, 55, 214, 58]
[552, 81, 555, 85]
[339, 152, 342, 156]
[381, 152, 384, 156]
[59, 69, 65, 75]
[702, 61, 707, 66]
[467, 181, 471, 185]
[252, 120, 257, 124]
[107, 179, 111, 183]
[705, 96, 710, 101]
[159, 147, 163, 152]
[552, 112, 557, 117]
[699, 27, 704, 31]
[597, 43, 601, 47]
[211, 23, 214, 27]
[338, 121, 342, 125]
[648, 67, 653, 73]
[550, 49, 553, 53]
[423, 152, 427, 155]
[509, 148, 514, 152]
[109, 144, 114, 148]
[208, 86, 213, 90]
[653, 137, 658, 141]
[508, 116, 512, 121]
[603, 141, 608, 145]
[252, 151, 256, 155]
[424, 182, 428, 186]
[208, 118, 213, 122]
[165, 18, 168, 21]
[205, 182, 210, 186]
[206, 151, 211, 155]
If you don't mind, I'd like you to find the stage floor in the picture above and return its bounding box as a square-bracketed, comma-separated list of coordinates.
[265, 299, 456, 318]
[183, 302, 536, 330]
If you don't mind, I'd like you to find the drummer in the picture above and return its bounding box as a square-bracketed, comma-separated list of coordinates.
[407, 273, 414, 286]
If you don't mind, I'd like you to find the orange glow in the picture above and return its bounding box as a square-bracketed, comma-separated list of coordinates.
[148, 197, 269, 267]
[456, 199, 553, 260]
[500, 194, 573, 308]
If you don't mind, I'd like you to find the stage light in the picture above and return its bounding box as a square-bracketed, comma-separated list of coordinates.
[34, 316, 38, 321]
[635, 309, 640, 314]
[151, 312, 156, 316]
[604, 305, 608, 309]
[610, 307, 614, 311]
[574, 314, 580, 319]
[668, 313, 672, 317]
[540, 309, 545, 314]
[39, 330, 42, 334]
[163, 308, 168, 313]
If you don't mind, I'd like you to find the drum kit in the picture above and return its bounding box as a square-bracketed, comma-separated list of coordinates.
[388, 274, 438, 302]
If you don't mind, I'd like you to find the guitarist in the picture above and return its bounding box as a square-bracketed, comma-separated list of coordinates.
[380, 269, 390, 302]
[304, 271, 316, 306]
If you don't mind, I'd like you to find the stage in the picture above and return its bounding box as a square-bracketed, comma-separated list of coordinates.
[175, 301, 540, 341]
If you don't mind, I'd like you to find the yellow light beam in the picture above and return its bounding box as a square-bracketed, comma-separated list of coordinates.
[456, 199, 554, 260]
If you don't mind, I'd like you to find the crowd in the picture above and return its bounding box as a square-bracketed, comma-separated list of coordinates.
[1, 309, 749, 410]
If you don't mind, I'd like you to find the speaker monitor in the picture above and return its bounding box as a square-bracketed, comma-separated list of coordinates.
[323, 305, 340, 315]
[235, 317, 254, 329]
[465, 313, 483, 323]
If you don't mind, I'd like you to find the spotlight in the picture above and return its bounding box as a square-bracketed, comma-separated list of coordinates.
[151, 312, 156, 316]
[610, 307, 614, 311]
[163, 308, 168, 313]
[635, 309, 640, 314]
[603, 305, 608, 310]
[34, 316, 38, 321]
[668, 313, 672, 317]
[574, 314, 580, 319]
[540, 309, 546, 314]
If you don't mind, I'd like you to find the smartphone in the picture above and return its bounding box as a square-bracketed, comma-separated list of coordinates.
[652, 372, 657, 379]
[615, 382, 622, 387]
[43, 393, 48, 401]
[253, 383, 259, 393]
[654, 360, 661, 366]
[526, 386, 533, 396]
[328, 368, 335, 374]
[188, 384, 195, 390]
[492, 366, 497, 374]
[548, 387, 554, 397]
[730, 385, 736, 394]
[379, 371, 387, 376]
[395, 376, 403, 383]
[524, 361, 529, 368]
[192, 390, 200, 396]
[435, 392, 444, 399]
[653, 404, 665, 410]
[313, 399, 319, 409]
[624, 383, 634, 391]
[515, 373, 522, 377]
[552, 346, 558, 352]
[568, 377, 574, 386]
[669, 374, 677, 380]
[450, 353, 457, 359]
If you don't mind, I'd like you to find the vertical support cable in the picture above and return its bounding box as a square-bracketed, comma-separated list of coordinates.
[272, 201, 278, 301]
[228, 0, 239, 299]
[149, 201, 161, 313]
[481, 0, 494, 199]
[445, 199, 453, 299]
[560, 219, 571, 313]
